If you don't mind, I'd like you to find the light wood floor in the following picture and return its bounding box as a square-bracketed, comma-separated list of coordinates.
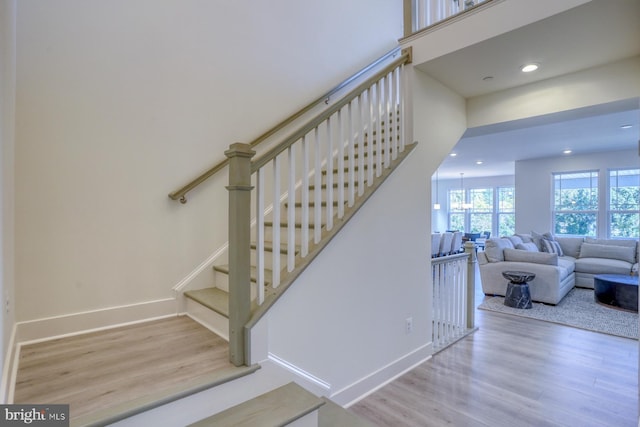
[350, 279, 639, 427]
[13, 316, 233, 420]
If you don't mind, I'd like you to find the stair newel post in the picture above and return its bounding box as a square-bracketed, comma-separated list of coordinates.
[464, 241, 476, 329]
[225, 142, 256, 367]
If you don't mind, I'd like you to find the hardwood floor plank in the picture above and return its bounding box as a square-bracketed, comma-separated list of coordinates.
[14, 316, 233, 420]
[350, 280, 639, 427]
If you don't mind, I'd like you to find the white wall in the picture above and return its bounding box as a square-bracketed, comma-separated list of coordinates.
[14, 0, 403, 322]
[516, 149, 639, 236]
[0, 0, 16, 383]
[467, 56, 640, 128]
[261, 66, 467, 403]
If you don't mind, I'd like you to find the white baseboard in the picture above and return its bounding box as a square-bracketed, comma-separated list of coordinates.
[15, 298, 176, 345]
[268, 353, 331, 395]
[333, 342, 433, 407]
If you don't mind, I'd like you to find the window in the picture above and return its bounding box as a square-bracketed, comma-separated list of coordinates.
[553, 171, 598, 237]
[448, 189, 465, 231]
[469, 188, 492, 233]
[609, 168, 640, 238]
[497, 187, 515, 236]
[446, 186, 513, 236]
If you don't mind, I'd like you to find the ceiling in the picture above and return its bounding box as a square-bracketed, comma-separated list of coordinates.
[417, 0, 640, 180]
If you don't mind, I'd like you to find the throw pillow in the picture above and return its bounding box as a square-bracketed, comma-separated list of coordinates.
[507, 235, 524, 247]
[531, 231, 546, 251]
[541, 238, 564, 256]
[579, 242, 636, 264]
[516, 242, 538, 252]
[504, 248, 558, 265]
[484, 238, 515, 263]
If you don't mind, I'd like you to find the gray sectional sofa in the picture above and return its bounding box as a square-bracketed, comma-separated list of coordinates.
[478, 233, 639, 305]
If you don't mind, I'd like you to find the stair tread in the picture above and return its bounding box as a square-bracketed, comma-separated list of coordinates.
[285, 201, 341, 208]
[308, 181, 360, 190]
[264, 221, 323, 229]
[318, 398, 374, 427]
[188, 382, 325, 427]
[185, 287, 261, 318]
[184, 287, 230, 317]
[321, 164, 377, 175]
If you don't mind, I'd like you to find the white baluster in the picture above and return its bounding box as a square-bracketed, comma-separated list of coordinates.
[272, 156, 281, 287]
[287, 145, 295, 272]
[337, 109, 345, 218]
[357, 94, 365, 196]
[418, 0, 427, 30]
[326, 118, 334, 231]
[366, 88, 374, 186]
[301, 135, 309, 257]
[256, 168, 265, 305]
[314, 126, 322, 244]
[399, 63, 406, 152]
[390, 68, 398, 160]
[375, 80, 383, 177]
[347, 101, 355, 207]
[386, 73, 393, 168]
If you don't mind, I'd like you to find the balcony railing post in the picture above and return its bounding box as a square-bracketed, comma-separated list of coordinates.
[464, 241, 476, 329]
[225, 142, 256, 366]
[403, 0, 416, 37]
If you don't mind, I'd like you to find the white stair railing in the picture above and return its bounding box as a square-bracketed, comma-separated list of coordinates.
[226, 49, 413, 366]
[431, 242, 477, 353]
[252, 55, 408, 294]
[406, 0, 492, 35]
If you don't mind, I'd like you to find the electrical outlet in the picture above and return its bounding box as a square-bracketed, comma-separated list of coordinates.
[405, 317, 413, 334]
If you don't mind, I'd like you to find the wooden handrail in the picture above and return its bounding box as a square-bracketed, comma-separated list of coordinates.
[252, 50, 412, 173]
[168, 47, 404, 204]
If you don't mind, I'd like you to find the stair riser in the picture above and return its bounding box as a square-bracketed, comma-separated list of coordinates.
[185, 298, 229, 341]
[212, 271, 261, 300]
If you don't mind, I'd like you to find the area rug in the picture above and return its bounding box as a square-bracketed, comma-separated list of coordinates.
[478, 288, 638, 339]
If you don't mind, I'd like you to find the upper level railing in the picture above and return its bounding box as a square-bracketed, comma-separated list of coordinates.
[404, 0, 493, 36]
[168, 47, 404, 204]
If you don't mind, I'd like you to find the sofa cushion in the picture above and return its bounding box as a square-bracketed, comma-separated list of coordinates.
[504, 248, 558, 265]
[556, 237, 584, 258]
[585, 237, 636, 248]
[579, 242, 636, 264]
[516, 242, 538, 252]
[574, 257, 634, 275]
[541, 238, 564, 256]
[558, 257, 576, 273]
[515, 233, 533, 243]
[506, 235, 524, 247]
[484, 238, 514, 262]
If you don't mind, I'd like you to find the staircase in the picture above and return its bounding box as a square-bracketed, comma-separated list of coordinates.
[184, 133, 416, 334]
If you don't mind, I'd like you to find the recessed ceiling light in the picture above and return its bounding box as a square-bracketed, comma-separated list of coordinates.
[563, 149, 572, 154]
[476, 161, 483, 165]
[450, 153, 457, 157]
[620, 124, 633, 129]
[521, 63, 539, 73]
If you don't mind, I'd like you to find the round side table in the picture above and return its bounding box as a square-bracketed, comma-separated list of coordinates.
[502, 271, 535, 309]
